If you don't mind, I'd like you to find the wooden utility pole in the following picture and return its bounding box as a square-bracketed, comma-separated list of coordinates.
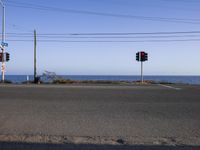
[34, 30, 37, 83]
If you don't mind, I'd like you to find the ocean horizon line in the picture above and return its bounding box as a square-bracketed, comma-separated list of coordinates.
[4, 75, 200, 77]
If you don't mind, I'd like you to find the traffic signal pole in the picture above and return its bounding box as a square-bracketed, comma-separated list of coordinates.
[1, 1, 5, 82]
[141, 61, 143, 83]
[136, 51, 148, 84]
[139, 52, 144, 83]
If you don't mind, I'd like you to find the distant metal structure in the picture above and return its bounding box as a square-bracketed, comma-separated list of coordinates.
[41, 71, 61, 82]
[136, 51, 148, 83]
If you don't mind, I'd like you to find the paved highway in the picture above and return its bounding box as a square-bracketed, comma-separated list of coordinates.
[0, 84, 199, 146]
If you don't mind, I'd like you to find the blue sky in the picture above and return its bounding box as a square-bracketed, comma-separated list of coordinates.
[1, 0, 200, 75]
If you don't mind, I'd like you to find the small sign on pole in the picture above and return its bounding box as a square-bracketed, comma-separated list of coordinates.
[1, 42, 8, 47]
[1, 65, 5, 72]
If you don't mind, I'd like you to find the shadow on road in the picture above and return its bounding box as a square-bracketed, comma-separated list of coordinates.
[0, 142, 199, 150]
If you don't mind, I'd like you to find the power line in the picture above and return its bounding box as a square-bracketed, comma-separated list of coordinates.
[86, 0, 200, 12]
[160, 0, 200, 3]
[5, 35, 200, 39]
[4, 30, 200, 43]
[5, 1, 200, 24]
[5, 29, 200, 42]
[5, 39, 200, 43]
[5, 31, 200, 36]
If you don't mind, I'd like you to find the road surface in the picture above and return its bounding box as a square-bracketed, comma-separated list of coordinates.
[0, 84, 199, 147]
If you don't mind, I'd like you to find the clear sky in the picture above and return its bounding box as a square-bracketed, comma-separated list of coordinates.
[1, 0, 200, 75]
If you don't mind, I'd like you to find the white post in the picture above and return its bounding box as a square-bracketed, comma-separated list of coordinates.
[141, 61, 143, 83]
[27, 75, 29, 83]
[1, 0, 5, 82]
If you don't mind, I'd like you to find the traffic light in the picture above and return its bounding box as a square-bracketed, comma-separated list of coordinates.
[0, 53, 2, 62]
[136, 52, 139, 61]
[136, 51, 148, 62]
[141, 51, 145, 61]
[6, 53, 10, 62]
[145, 53, 148, 61]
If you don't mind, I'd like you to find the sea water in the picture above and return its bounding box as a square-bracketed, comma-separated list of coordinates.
[4, 75, 200, 85]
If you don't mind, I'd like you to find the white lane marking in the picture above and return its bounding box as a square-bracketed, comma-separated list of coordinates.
[158, 84, 181, 90]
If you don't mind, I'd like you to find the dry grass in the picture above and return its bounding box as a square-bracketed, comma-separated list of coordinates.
[51, 79, 165, 85]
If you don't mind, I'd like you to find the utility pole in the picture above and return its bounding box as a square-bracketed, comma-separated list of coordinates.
[34, 30, 37, 83]
[0, 0, 5, 82]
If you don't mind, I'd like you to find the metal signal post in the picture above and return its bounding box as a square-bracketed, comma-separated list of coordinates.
[136, 51, 148, 83]
[0, 0, 6, 82]
[141, 61, 143, 83]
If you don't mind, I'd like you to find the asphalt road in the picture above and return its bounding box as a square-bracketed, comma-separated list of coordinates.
[0, 84, 199, 146]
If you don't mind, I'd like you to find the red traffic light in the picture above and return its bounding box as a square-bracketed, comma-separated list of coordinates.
[141, 52, 145, 56]
[136, 51, 148, 62]
[0, 53, 2, 62]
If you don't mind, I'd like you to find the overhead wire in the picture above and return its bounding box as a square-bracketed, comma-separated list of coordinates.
[3, 30, 200, 42]
[86, 0, 200, 12]
[5, 31, 200, 36]
[160, 0, 200, 3]
[5, 1, 200, 24]
[5, 39, 200, 43]
[5, 35, 200, 39]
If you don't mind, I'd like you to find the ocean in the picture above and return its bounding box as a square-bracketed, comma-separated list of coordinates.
[4, 75, 200, 85]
